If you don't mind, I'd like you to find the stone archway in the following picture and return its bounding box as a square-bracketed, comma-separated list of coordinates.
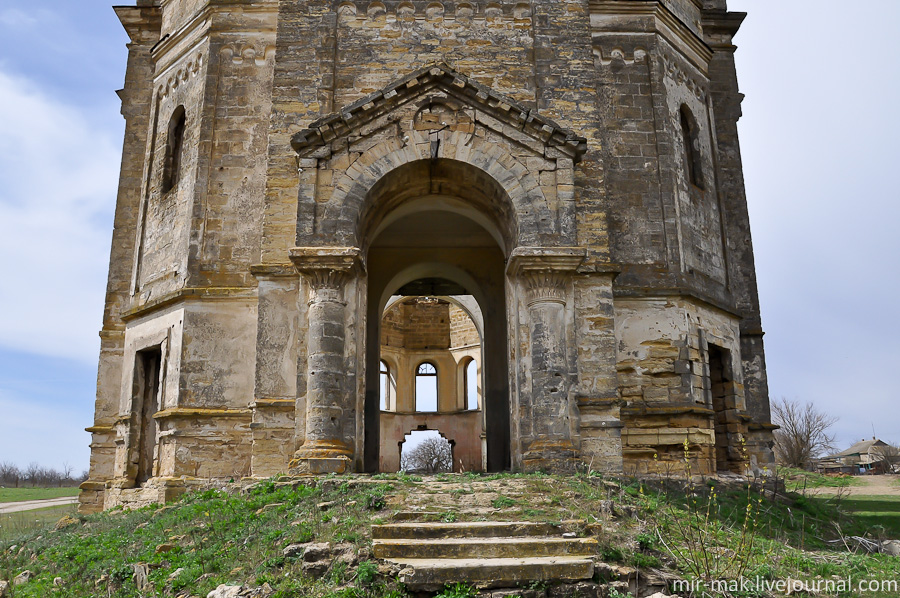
[360, 161, 512, 472]
[280, 65, 594, 475]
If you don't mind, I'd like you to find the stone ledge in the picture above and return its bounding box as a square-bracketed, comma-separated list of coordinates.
[153, 407, 252, 420]
[122, 287, 257, 321]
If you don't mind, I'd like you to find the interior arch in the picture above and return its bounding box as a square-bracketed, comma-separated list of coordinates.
[363, 159, 511, 473]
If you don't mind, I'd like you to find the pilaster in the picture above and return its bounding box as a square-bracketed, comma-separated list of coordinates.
[508, 247, 585, 472]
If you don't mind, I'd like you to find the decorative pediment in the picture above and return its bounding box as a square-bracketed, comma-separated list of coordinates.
[290, 63, 588, 162]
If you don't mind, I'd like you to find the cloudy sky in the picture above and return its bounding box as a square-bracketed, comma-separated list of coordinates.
[0, 1, 896, 472]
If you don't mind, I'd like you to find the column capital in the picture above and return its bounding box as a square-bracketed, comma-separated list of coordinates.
[289, 246, 363, 275]
[505, 247, 586, 277]
[508, 247, 586, 306]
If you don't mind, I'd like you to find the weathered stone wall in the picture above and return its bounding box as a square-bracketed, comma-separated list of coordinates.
[333, 1, 538, 109]
[381, 300, 451, 350]
[449, 304, 480, 348]
[81, 3, 162, 513]
[380, 411, 483, 472]
[615, 297, 749, 475]
[86, 0, 775, 510]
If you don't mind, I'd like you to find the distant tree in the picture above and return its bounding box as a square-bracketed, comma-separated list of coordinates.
[0, 461, 21, 488]
[401, 436, 453, 474]
[25, 462, 42, 487]
[772, 397, 837, 469]
[61, 462, 74, 487]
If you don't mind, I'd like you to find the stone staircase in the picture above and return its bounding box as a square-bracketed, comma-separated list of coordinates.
[373, 520, 598, 591]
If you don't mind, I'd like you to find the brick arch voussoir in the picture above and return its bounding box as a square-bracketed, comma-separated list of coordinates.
[326, 136, 551, 248]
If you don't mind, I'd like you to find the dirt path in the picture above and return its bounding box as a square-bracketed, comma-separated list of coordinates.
[0, 497, 79, 514]
[804, 475, 900, 496]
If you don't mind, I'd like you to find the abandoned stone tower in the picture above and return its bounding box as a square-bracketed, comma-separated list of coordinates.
[80, 0, 776, 512]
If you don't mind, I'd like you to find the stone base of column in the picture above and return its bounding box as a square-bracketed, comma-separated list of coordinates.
[522, 438, 579, 473]
[289, 439, 353, 474]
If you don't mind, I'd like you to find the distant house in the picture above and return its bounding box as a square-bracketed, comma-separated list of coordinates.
[818, 438, 891, 475]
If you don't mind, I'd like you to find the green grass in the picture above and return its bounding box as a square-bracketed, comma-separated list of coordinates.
[0, 479, 403, 598]
[0, 487, 80, 503]
[0, 505, 77, 542]
[825, 495, 900, 537]
[0, 474, 898, 597]
[778, 467, 861, 492]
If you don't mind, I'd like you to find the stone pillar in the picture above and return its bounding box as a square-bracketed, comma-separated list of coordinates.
[288, 247, 362, 474]
[509, 248, 585, 472]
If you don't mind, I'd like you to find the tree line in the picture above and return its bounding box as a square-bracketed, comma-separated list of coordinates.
[0, 461, 88, 488]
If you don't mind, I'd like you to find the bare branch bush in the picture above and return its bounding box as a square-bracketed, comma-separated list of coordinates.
[771, 397, 837, 469]
[400, 436, 453, 474]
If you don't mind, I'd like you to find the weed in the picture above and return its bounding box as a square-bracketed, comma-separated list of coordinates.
[491, 496, 517, 509]
[435, 582, 477, 598]
[355, 560, 377, 586]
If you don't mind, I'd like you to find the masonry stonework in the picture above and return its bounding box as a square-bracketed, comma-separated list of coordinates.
[81, 0, 775, 512]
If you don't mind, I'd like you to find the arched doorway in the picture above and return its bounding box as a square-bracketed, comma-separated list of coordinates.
[361, 159, 512, 473]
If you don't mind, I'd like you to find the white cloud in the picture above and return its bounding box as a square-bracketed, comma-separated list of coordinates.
[0, 69, 121, 365]
[0, 8, 37, 28]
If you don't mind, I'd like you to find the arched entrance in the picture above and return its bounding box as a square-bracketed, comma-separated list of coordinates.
[361, 159, 512, 472]
[280, 69, 595, 475]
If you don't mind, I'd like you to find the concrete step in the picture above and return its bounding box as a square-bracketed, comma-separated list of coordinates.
[373, 521, 561, 539]
[393, 556, 595, 591]
[374, 536, 598, 559]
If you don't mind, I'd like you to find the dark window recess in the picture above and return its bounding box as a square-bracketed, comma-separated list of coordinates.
[680, 105, 705, 190]
[162, 106, 186, 194]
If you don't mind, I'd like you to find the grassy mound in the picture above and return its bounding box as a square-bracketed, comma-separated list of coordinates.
[0, 472, 897, 597]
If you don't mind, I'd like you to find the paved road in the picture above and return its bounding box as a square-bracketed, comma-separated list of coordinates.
[0, 497, 79, 514]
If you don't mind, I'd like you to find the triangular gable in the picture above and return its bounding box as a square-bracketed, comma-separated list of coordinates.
[290, 63, 588, 162]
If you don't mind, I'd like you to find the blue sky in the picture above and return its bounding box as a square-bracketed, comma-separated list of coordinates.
[0, 1, 897, 472]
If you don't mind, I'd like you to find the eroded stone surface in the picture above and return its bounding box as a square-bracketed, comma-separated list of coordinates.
[83, 0, 774, 512]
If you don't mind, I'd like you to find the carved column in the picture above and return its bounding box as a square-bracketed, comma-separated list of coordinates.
[288, 247, 361, 473]
[509, 248, 585, 472]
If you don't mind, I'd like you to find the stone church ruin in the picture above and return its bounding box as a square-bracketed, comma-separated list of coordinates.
[80, 0, 775, 512]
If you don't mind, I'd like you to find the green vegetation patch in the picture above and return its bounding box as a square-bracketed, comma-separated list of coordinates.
[1, 472, 899, 598]
[0, 479, 403, 598]
[0, 505, 78, 543]
[778, 467, 861, 491]
[823, 495, 900, 537]
[0, 487, 81, 503]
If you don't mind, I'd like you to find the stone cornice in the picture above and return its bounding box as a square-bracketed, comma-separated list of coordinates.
[114, 5, 162, 45]
[291, 64, 588, 163]
[250, 398, 296, 411]
[288, 247, 364, 275]
[590, 0, 713, 74]
[506, 247, 587, 278]
[612, 285, 743, 320]
[701, 10, 746, 49]
[151, 2, 277, 73]
[122, 287, 257, 322]
[85, 425, 115, 434]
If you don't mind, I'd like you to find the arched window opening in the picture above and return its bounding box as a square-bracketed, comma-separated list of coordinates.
[162, 106, 186, 194]
[465, 359, 478, 410]
[399, 429, 453, 473]
[380, 360, 391, 410]
[679, 105, 704, 190]
[415, 361, 438, 412]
